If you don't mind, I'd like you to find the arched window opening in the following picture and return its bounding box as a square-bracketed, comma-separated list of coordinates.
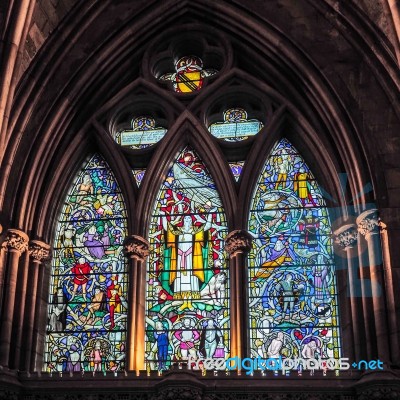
[44, 155, 128, 373]
[145, 147, 229, 370]
[248, 139, 341, 364]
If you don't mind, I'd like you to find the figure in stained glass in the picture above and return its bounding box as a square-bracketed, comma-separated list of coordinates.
[248, 139, 341, 364]
[159, 56, 217, 93]
[146, 147, 229, 370]
[44, 155, 128, 373]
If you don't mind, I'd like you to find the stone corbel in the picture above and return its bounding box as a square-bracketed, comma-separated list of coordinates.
[28, 240, 50, 263]
[224, 230, 252, 256]
[123, 235, 150, 261]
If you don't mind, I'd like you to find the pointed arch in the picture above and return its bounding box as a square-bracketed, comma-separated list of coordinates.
[248, 138, 341, 362]
[145, 146, 229, 370]
[137, 111, 237, 234]
[44, 154, 128, 373]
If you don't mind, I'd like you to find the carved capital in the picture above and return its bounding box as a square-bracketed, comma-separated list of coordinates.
[123, 235, 150, 260]
[29, 240, 51, 262]
[224, 230, 253, 256]
[333, 223, 358, 250]
[1, 229, 29, 253]
[356, 209, 379, 239]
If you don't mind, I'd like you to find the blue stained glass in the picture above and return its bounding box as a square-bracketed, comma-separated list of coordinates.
[44, 155, 128, 373]
[229, 161, 244, 181]
[248, 139, 341, 362]
[146, 147, 229, 370]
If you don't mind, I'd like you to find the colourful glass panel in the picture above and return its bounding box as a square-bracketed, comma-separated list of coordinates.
[229, 161, 244, 182]
[133, 169, 146, 187]
[209, 108, 263, 141]
[159, 56, 217, 93]
[146, 148, 229, 370]
[248, 139, 341, 364]
[114, 116, 167, 149]
[44, 155, 128, 373]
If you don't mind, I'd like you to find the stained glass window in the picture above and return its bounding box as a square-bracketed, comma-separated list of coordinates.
[146, 148, 229, 370]
[248, 139, 341, 365]
[228, 161, 245, 182]
[44, 155, 128, 373]
[209, 108, 263, 141]
[159, 56, 217, 93]
[133, 169, 146, 187]
[114, 117, 167, 149]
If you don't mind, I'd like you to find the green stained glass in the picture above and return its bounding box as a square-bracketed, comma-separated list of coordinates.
[248, 139, 341, 363]
[145, 147, 229, 370]
[44, 155, 128, 373]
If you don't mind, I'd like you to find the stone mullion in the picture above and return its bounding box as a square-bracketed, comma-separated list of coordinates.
[357, 209, 390, 363]
[225, 230, 252, 361]
[0, 229, 29, 367]
[10, 250, 30, 369]
[334, 223, 364, 361]
[123, 235, 150, 373]
[126, 255, 139, 371]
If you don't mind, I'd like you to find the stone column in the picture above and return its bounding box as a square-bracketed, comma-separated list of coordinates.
[20, 240, 49, 371]
[29, 240, 50, 372]
[10, 250, 30, 369]
[123, 235, 149, 373]
[0, 223, 6, 312]
[0, 229, 29, 367]
[334, 223, 364, 361]
[357, 209, 390, 363]
[224, 230, 252, 360]
[379, 221, 400, 364]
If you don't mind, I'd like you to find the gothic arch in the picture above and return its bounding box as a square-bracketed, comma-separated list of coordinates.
[137, 111, 237, 234]
[2, 0, 395, 234]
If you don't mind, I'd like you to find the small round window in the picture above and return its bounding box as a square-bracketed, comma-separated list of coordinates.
[209, 108, 263, 141]
[113, 116, 167, 149]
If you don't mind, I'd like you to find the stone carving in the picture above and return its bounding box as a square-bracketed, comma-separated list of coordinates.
[334, 224, 358, 249]
[357, 385, 400, 400]
[150, 387, 202, 400]
[28, 240, 51, 262]
[224, 230, 253, 256]
[123, 235, 150, 260]
[1, 228, 29, 253]
[356, 209, 379, 239]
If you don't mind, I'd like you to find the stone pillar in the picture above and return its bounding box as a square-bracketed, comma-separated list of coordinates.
[379, 221, 400, 364]
[0, 229, 29, 367]
[357, 209, 390, 363]
[9, 250, 30, 369]
[224, 230, 252, 360]
[29, 241, 50, 371]
[0, 223, 6, 312]
[334, 223, 364, 361]
[20, 240, 49, 371]
[123, 235, 150, 373]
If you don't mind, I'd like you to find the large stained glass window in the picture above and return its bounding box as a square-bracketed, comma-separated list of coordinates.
[45, 155, 128, 373]
[159, 56, 217, 93]
[146, 148, 229, 370]
[248, 139, 341, 365]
